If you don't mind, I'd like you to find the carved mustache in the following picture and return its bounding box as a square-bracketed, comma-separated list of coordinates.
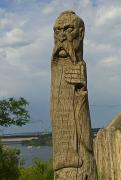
[53, 40, 77, 63]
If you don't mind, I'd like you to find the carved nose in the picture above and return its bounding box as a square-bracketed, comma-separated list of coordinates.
[59, 34, 66, 42]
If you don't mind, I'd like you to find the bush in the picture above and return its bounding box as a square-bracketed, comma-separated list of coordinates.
[0, 143, 20, 180]
[19, 158, 54, 180]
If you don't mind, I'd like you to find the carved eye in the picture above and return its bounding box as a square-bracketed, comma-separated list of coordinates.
[64, 26, 74, 32]
[54, 28, 60, 34]
[67, 27, 74, 32]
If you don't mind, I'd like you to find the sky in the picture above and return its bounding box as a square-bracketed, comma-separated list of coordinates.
[0, 0, 121, 134]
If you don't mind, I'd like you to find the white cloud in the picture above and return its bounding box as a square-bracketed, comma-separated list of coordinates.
[0, 48, 6, 58]
[0, 18, 12, 29]
[95, 6, 121, 27]
[85, 40, 112, 54]
[99, 57, 120, 66]
[81, 0, 90, 7]
[0, 10, 28, 29]
[0, 28, 32, 47]
[0, 89, 8, 97]
[42, 6, 54, 15]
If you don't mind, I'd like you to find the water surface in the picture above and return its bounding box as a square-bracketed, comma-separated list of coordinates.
[6, 143, 53, 167]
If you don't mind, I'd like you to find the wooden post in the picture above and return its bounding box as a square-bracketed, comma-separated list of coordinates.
[94, 113, 121, 179]
[51, 11, 97, 180]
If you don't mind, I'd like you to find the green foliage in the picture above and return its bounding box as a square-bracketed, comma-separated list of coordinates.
[19, 159, 54, 180]
[19, 167, 36, 180]
[0, 97, 30, 126]
[0, 143, 20, 180]
[22, 133, 52, 146]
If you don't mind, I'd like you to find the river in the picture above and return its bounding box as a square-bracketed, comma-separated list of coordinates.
[5, 143, 53, 167]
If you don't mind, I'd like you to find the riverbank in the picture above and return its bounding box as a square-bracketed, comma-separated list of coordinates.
[22, 133, 52, 146]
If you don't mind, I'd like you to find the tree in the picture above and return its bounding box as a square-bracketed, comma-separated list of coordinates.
[0, 97, 30, 179]
[0, 144, 20, 180]
[0, 97, 30, 127]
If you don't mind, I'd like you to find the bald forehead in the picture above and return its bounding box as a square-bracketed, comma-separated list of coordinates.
[54, 12, 83, 29]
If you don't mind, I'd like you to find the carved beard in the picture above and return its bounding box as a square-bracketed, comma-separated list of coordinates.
[53, 39, 77, 64]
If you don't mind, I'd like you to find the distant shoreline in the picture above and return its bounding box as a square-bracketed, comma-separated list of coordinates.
[22, 133, 52, 146]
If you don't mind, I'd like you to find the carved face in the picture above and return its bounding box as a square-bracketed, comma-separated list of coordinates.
[53, 11, 84, 62]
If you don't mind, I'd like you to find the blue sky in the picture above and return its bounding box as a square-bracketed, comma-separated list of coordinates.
[0, 0, 121, 134]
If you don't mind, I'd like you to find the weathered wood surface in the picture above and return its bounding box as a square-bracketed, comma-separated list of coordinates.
[106, 112, 121, 130]
[94, 128, 121, 179]
[51, 11, 97, 180]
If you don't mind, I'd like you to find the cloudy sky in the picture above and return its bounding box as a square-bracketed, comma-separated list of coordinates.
[0, 0, 121, 134]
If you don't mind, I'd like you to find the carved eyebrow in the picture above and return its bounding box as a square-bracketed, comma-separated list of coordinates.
[54, 25, 74, 31]
[54, 26, 62, 30]
[63, 25, 74, 30]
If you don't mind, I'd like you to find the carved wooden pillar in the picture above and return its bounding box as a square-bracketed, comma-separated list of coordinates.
[51, 11, 97, 180]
